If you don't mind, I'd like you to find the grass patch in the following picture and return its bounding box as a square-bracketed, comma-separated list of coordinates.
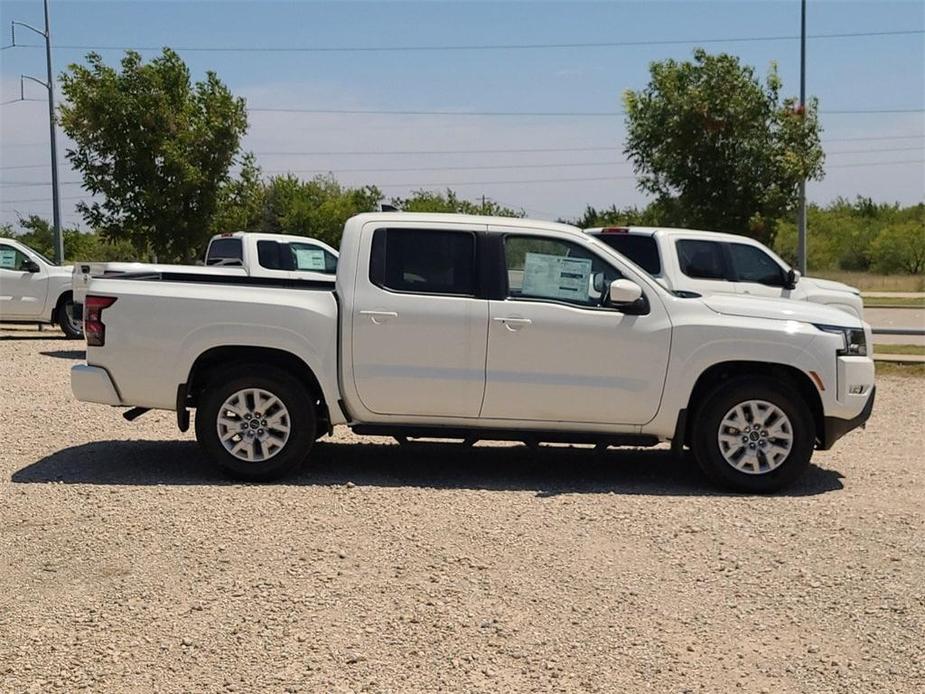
[864, 296, 925, 308]
[874, 344, 925, 356]
[814, 270, 925, 293]
[876, 362, 925, 378]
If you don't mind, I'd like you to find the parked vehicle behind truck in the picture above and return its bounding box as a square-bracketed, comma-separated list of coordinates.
[586, 226, 864, 318]
[71, 213, 875, 492]
[72, 231, 338, 311]
[0, 237, 83, 338]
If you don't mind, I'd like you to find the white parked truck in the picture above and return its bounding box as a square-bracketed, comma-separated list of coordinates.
[0, 237, 83, 338]
[71, 213, 875, 492]
[72, 231, 338, 310]
[585, 226, 864, 318]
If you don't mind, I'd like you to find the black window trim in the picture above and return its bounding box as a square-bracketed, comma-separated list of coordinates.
[368, 226, 482, 299]
[499, 232, 635, 313]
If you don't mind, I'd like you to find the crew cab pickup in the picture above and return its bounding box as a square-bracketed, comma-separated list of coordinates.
[72, 232, 338, 310]
[71, 213, 875, 492]
[586, 227, 864, 318]
[0, 237, 83, 338]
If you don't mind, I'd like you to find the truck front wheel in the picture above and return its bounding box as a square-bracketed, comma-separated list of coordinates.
[194, 365, 316, 481]
[691, 377, 815, 493]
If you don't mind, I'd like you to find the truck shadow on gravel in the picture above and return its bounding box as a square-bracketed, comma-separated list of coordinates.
[13, 439, 844, 497]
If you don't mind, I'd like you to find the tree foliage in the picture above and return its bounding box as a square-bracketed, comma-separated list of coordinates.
[59, 49, 248, 262]
[773, 197, 924, 274]
[4, 215, 139, 263]
[390, 189, 524, 217]
[623, 49, 824, 244]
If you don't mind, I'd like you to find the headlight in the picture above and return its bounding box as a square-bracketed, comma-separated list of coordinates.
[813, 324, 867, 356]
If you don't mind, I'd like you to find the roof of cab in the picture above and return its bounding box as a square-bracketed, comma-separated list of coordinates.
[586, 226, 760, 244]
[347, 212, 582, 237]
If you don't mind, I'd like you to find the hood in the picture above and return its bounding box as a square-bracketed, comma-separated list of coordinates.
[801, 276, 860, 295]
[702, 293, 864, 328]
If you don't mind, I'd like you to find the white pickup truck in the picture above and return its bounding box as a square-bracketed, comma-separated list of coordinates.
[72, 231, 338, 310]
[0, 237, 83, 338]
[71, 212, 875, 492]
[586, 226, 864, 318]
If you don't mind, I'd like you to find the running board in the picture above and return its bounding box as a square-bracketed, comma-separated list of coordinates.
[350, 424, 658, 448]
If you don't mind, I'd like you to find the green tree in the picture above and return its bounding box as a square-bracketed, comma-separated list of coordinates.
[59, 49, 248, 262]
[390, 189, 524, 217]
[869, 221, 925, 274]
[260, 174, 382, 248]
[6, 215, 139, 263]
[212, 153, 266, 234]
[623, 49, 824, 244]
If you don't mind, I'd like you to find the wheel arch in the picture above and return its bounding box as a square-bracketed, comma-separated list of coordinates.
[680, 360, 824, 449]
[184, 345, 332, 434]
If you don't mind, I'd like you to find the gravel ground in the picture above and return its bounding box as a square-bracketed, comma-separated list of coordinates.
[1, 326, 923, 693]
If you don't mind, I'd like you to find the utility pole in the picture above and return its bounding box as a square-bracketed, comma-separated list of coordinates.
[12, 0, 63, 265]
[796, 0, 808, 275]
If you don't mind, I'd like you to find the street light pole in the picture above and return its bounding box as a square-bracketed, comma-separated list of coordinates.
[12, 0, 63, 265]
[796, 0, 808, 276]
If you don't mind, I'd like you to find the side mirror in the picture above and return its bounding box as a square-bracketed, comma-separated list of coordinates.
[22, 259, 40, 273]
[608, 279, 643, 305]
[786, 268, 800, 290]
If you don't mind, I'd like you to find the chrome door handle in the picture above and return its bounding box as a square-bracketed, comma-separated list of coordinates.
[494, 316, 532, 324]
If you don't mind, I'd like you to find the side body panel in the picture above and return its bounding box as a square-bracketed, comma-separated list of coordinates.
[83, 277, 341, 416]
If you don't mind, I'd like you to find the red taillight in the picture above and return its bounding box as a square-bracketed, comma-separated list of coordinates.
[602, 226, 629, 234]
[85, 295, 117, 347]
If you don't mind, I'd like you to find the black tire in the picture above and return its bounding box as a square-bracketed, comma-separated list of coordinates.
[691, 377, 815, 493]
[56, 294, 83, 339]
[194, 364, 316, 481]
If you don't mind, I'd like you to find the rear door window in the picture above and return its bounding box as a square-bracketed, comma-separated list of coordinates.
[594, 234, 661, 275]
[370, 228, 476, 296]
[206, 238, 243, 266]
[676, 240, 728, 280]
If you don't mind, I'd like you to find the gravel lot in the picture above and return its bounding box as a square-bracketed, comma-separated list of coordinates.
[1, 326, 923, 693]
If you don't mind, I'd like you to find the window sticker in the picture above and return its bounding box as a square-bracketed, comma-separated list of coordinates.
[293, 248, 326, 271]
[522, 252, 592, 302]
[0, 249, 17, 270]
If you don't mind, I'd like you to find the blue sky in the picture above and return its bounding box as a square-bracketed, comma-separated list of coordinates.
[1, 0, 923, 227]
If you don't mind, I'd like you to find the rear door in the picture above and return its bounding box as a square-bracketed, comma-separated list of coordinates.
[0, 243, 48, 319]
[350, 223, 489, 418]
[480, 230, 671, 425]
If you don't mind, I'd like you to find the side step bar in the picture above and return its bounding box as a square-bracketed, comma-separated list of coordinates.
[351, 424, 658, 448]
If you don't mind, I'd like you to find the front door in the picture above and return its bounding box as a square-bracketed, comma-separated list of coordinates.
[480, 231, 672, 425]
[0, 243, 47, 319]
[351, 224, 488, 418]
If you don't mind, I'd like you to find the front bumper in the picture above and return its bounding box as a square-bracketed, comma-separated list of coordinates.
[820, 386, 875, 450]
[71, 364, 121, 406]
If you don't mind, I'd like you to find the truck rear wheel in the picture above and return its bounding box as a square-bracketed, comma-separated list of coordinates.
[194, 365, 316, 481]
[56, 294, 84, 340]
[691, 377, 815, 493]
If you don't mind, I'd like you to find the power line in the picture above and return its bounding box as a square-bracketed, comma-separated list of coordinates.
[7, 29, 923, 53]
[248, 106, 925, 117]
[826, 159, 924, 169]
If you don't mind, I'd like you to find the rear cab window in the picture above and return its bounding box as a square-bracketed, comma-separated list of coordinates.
[676, 239, 728, 280]
[205, 238, 243, 266]
[370, 228, 476, 296]
[594, 233, 661, 275]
